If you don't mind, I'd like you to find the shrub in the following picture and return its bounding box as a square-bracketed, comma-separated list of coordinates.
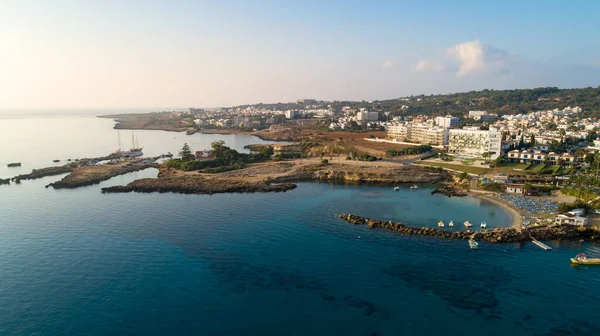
[321, 159, 329, 164]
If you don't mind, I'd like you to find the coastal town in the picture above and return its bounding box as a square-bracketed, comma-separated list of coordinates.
[6, 88, 600, 246]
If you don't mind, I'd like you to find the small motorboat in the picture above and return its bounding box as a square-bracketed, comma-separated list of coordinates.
[410, 185, 419, 189]
[464, 221, 473, 228]
[448, 221, 454, 227]
[469, 239, 479, 250]
[480, 222, 487, 228]
[438, 220, 444, 227]
[571, 253, 600, 265]
[394, 186, 400, 191]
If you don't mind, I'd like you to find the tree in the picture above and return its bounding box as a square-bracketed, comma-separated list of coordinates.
[529, 134, 536, 146]
[180, 143, 194, 161]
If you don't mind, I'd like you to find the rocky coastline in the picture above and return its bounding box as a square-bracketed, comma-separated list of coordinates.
[47, 163, 158, 189]
[338, 214, 600, 243]
[431, 185, 467, 197]
[11, 163, 79, 183]
[101, 177, 297, 195]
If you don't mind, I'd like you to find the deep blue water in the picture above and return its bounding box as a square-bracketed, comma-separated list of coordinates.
[1, 116, 600, 335]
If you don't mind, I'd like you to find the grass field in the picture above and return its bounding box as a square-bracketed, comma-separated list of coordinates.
[419, 161, 488, 175]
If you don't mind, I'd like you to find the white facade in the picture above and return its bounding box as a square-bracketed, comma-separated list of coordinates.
[448, 127, 502, 159]
[435, 116, 459, 128]
[285, 110, 298, 119]
[469, 111, 487, 118]
[357, 111, 379, 122]
[410, 124, 449, 145]
[386, 123, 448, 145]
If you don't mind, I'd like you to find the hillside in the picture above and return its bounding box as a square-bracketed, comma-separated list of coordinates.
[236, 86, 600, 118]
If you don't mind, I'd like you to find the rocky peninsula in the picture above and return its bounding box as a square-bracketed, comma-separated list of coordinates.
[47, 162, 158, 189]
[100, 159, 450, 196]
[338, 214, 600, 243]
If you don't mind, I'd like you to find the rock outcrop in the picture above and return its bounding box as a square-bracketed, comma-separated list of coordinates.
[11, 163, 78, 183]
[338, 214, 599, 243]
[101, 176, 296, 195]
[431, 185, 467, 197]
[0, 178, 10, 185]
[47, 163, 158, 189]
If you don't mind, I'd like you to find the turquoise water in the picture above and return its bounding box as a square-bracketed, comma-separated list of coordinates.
[1, 116, 600, 335]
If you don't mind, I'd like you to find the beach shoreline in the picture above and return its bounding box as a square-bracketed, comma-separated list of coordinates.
[469, 190, 523, 228]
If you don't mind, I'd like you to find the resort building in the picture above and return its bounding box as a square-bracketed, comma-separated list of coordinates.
[447, 127, 502, 159]
[409, 124, 449, 146]
[357, 111, 379, 123]
[555, 214, 588, 226]
[386, 123, 449, 145]
[386, 123, 411, 141]
[434, 116, 459, 128]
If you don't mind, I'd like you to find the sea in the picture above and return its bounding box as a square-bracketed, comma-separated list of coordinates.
[1, 110, 600, 335]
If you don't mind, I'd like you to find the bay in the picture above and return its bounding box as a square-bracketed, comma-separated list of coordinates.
[0, 114, 599, 335]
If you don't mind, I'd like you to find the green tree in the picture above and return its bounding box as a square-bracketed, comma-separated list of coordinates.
[180, 143, 194, 161]
[529, 134, 536, 146]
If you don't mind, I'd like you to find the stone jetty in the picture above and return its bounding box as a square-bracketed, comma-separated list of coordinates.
[47, 163, 158, 189]
[11, 163, 79, 183]
[338, 214, 599, 243]
[0, 178, 10, 186]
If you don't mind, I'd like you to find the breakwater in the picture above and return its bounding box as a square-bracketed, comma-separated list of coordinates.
[338, 214, 599, 243]
[11, 163, 79, 183]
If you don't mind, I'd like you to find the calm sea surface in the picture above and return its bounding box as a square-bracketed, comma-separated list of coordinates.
[1, 114, 599, 335]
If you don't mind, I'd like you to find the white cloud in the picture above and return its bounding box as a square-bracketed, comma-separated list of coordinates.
[413, 59, 444, 72]
[382, 60, 397, 68]
[447, 40, 485, 76]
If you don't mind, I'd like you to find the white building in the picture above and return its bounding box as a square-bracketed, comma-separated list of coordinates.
[285, 110, 299, 119]
[410, 124, 449, 146]
[435, 116, 459, 128]
[387, 123, 411, 141]
[448, 127, 502, 159]
[357, 111, 379, 123]
[555, 214, 588, 226]
[469, 111, 487, 118]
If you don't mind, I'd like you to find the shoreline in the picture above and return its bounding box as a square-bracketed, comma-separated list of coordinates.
[469, 190, 524, 228]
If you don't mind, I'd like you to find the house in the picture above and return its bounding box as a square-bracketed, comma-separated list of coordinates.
[561, 153, 576, 165]
[507, 184, 524, 194]
[195, 150, 213, 160]
[532, 151, 547, 164]
[547, 152, 561, 166]
[508, 150, 520, 162]
[555, 214, 588, 226]
[519, 150, 533, 163]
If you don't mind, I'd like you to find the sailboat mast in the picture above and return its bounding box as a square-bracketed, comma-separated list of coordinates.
[131, 131, 135, 150]
[117, 130, 122, 151]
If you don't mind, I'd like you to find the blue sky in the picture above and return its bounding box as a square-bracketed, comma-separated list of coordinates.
[1, 0, 599, 108]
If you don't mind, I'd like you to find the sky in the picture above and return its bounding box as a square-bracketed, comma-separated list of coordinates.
[1, 0, 600, 109]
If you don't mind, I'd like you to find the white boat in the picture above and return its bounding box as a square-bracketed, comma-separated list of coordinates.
[480, 222, 487, 228]
[394, 186, 400, 191]
[469, 239, 479, 250]
[410, 185, 419, 189]
[464, 221, 473, 228]
[448, 221, 454, 227]
[438, 220, 444, 227]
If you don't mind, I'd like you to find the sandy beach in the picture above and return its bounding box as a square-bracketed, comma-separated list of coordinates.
[469, 190, 524, 228]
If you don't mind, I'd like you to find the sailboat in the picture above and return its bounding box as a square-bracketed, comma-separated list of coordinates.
[438, 220, 444, 227]
[448, 221, 454, 228]
[116, 131, 143, 158]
